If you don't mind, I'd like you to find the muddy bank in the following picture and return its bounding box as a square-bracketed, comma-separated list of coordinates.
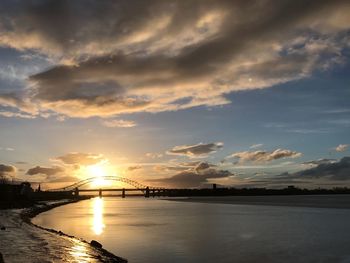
[0, 199, 127, 262]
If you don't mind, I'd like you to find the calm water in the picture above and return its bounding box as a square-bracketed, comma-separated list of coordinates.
[33, 197, 350, 263]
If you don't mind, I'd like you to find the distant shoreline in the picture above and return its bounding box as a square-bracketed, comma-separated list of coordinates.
[166, 194, 350, 209]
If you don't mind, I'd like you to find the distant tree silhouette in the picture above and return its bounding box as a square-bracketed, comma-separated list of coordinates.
[0, 174, 9, 184]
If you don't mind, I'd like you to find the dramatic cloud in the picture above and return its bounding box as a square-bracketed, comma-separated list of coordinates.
[229, 149, 302, 163]
[334, 144, 349, 152]
[0, 164, 16, 179]
[179, 161, 201, 167]
[101, 119, 137, 128]
[26, 166, 64, 176]
[153, 165, 191, 173]
[194, 162, 216, 173]
[151, 165, 233, 188]
[56, 152, 105, 166]
[0, 0, 349, 118]
[281, 157, 350, 181]
[155, 161, 216, 173]
[167, 142, 223, 158]
[0, 111, 35, 119]
[151, 160, 225, 187]
[302, 159, 336, 166]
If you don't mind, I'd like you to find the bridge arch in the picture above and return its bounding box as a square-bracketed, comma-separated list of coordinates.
[50, 176, 163, 193]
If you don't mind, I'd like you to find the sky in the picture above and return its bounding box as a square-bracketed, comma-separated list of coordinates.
[0, 0, 349, 189]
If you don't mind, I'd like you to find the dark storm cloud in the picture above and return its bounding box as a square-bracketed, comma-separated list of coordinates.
[167, 142, 223, 157]
[55, 152, 105, 166]
[150, 160, 230, 187]
[296, 157, 350, 180]
[302, 159, 336, 166]
[151, 167, 233, 188]
[279, 157, 350, 181]
[0, 0, 349, 118]
[26, 165, 64, 176]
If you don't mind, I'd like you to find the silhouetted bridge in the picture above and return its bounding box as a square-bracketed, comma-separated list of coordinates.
[48, 176, 167, 198]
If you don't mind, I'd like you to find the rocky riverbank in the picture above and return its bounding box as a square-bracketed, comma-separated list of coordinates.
[0, 199, 127, 262]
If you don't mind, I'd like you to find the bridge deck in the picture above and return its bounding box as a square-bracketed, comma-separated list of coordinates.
[78, 188, 157, 192]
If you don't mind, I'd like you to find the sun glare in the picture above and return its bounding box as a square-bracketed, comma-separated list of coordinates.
[87, 164, 112, 187]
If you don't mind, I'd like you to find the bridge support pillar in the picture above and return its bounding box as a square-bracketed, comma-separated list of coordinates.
[145, 187, 150, 198]
[74, 187, 79, 197]
[99, 189, 102, 198]
[122, 188, 126, 198]
[152, 189, 155, 198]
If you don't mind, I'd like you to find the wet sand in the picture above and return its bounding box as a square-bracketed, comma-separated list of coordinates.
[0, 200, 126, 263]
[168, 194, 350, 209]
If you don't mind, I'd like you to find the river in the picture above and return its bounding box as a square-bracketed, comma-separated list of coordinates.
[32, 197, 350, 263]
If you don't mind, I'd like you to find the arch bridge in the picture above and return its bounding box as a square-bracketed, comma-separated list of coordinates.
[48, 176, 166, 198]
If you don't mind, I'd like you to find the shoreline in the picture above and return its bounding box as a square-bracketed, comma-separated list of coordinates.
[0, 198, 127, 263]
[166, 194, 350, 209]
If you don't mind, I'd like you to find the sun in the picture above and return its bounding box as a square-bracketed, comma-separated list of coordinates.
[88, 165, 105, 177]
[87, 164, 112, 187]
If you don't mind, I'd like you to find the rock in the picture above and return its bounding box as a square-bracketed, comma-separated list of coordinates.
[90, 240, 103, 249]
[0, 252, 4, 263]
[0, 226, 5, 231]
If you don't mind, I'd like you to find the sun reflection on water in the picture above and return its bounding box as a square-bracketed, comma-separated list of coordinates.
[69, 241, 90, 263]
[91, 197, 105, 235]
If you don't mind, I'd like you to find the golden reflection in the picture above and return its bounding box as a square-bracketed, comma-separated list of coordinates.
[69, 242, 90, 263]
[91, 197, 105, 235]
